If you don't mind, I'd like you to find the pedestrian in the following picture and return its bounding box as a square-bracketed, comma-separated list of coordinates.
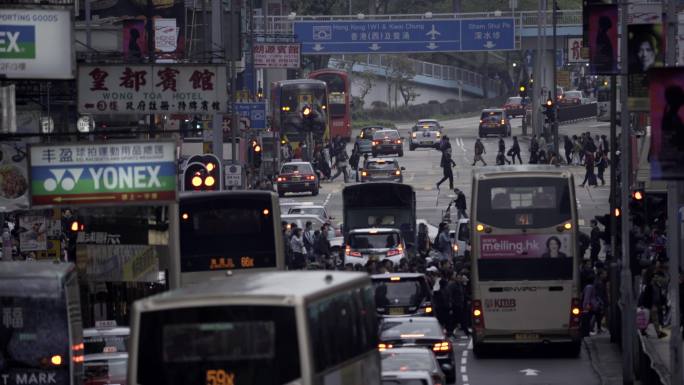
[436, 148, 456, 190]
[564, 135, 574, 165]
[537, 135, 547, 161]
[453, 188, 468, 219]
[293, 143, 303, 159]
[508, 136, 522, 164]
[496, 151, 507, 165]
[593, 269, 609, 334]
[436, 222, 452, 261]
[438, 135, 452, 152]
[447, 272, 470, 336]
[281, 140, 292, 162]
[314, 226, 331, 263]
[498, 137, 511, 164]
[600, 134, 610, 154]
[349, 146, 360, 180]
[638, 268, 668, 338]
[578, 230, 590, 260]
[580, 151, 597, 187]
[303, 221, 315, 262]
[573, 136, 583, 165]
[289, 227, 307, 269]
[581, 273, 598, 336]
[472, 139, 487, 166]
[595, 150, 608, 186]
[590, 219, 602, 263]
[417, 222, 431, 259]
[529, 135, 539, 164]
[330, 146, 350, 183]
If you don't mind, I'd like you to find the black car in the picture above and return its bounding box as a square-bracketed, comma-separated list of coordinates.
[359, 158, 404, 183]
[379, 317, 456, 383]
[276, 161, 319, 196]
[371, 273, 433, 317]
[356, 126, 385, 153]
[478, 108, 511, 137]
[372, 129, 404, 157]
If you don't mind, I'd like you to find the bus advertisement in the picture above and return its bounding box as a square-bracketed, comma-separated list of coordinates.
[469, 167, 582, 356]
[308, 69, 352, 141]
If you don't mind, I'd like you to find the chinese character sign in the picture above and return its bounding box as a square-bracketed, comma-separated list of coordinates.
[253, 43, 301, 69]
[29, 142, 177, 206]
[77, 65, 228, 115]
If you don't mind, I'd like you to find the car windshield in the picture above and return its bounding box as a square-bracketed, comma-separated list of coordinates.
[381, 352, 434, 371]
[565, 92, 581, 98]
[374, 131, 399, 140]
[481, 111, 503, 122]
[361, 127, 382, 138]
[367, 161, 397, 170]
[350, 233, 400, 249]
[281, 164, 313, 174]
[287, 207, 325, 217]
[380, 319, 442, 339]
[506, 97, 522, 105]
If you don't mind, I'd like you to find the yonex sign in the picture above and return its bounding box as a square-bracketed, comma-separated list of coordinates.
[0, 26, 35, 59]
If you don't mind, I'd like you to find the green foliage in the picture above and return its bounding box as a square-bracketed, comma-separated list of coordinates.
[352, 119, 397, 130]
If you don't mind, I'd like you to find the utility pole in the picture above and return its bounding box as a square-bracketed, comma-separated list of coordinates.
[211, 0, 224, 165]
[551, 0, 558, 155]
[532, 0, 542, 137]
[619, 0, 635, 382]
[665, 1, 682, 384]
[608, 72, 619, 343]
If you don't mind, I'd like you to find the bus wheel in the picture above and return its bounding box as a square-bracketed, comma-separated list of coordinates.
[565, 341, 582, 357]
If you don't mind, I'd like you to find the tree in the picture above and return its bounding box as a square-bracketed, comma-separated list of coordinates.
[354, 69, 375, 100]
[399, 84, 420, 106]
[384, 55, 416, 109]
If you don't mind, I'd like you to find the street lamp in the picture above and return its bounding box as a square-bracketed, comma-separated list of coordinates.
[424, 12, 433, 19]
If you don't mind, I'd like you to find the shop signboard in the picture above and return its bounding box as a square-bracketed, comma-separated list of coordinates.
[77, 65, 228, 115]
[29, 141, 177, 207]
[253, 43, 301, 69]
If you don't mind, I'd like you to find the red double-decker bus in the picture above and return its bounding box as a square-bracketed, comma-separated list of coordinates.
[308, 69, 352, 141]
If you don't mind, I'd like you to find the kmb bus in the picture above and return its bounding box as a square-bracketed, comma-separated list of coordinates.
[469, 166, 582, 356]
[128, 271, 380, 385]
[308, 69, 352, 141]
[176, 191, 285, 288]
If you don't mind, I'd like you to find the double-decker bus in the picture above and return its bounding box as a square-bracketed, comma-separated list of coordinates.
[0, 262, 84, 385]
[128, 271, 380, 385]
[175, 191, 285, 288]
[469, 166, 582, 356]
[270, 79, 330, 157]
[308, 69, 352, 141]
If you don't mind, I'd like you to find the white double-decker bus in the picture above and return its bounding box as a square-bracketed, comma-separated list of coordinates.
[469, 166, 582, 356]
[128, 271, 380, 385]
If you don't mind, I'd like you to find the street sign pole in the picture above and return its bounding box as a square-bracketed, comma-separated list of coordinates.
[551, 0, 559, 156]
[609, 73, 619, 343]
[212, 0, 224, 166]
[533, 1, 542, 137]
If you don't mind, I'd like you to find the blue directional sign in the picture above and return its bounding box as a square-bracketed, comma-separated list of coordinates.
[294, 18, 515, 54]
[460, 18, 515, 51]
[234, 102, 267, 129]
[295, 19, 461, 54]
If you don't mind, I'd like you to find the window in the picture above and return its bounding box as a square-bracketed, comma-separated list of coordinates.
[373, 131, 399, 140]
[281, 164, 313, 174]
[367, 161, 398, 170]
[308, 287, 377, 372]
[350, 233, 400, 249]
[373, 279, 428, 308]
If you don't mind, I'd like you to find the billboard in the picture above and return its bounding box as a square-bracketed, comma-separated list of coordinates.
[479, 234, 572, 259]
[649, 68, 684, 180]
[123, 19, 148, 61]
[77, 65, 228, 114]
[628, 24, 664, 111]
[253, 43, 301, 69]
[0, 143, 29, 212]
[587, 4, 618, 75]
[0, 9, 74, 79]
[568, 38, 588, 63]
[29, 141, 177, 206]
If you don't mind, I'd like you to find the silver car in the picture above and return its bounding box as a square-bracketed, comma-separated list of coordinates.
[409, 121, 441, 150]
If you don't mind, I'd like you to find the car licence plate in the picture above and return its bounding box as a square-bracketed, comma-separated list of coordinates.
[514, 333, 540, 341]
[423, 141, 433, 145]
[389, 308, 405, 315]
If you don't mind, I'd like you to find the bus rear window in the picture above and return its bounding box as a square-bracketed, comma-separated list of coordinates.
[137, 306, 300, 385]
[476, 178, 571, 228]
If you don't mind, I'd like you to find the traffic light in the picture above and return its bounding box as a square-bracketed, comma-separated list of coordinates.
[301, 104, 323, 132]
[69, 220, 84, 232]
[249, 139, 262, 169]
[257, 81, 264, 100]
[184, 154, 221, 191]
[518, 83, 527, 98]
[544, 97, 555, 123]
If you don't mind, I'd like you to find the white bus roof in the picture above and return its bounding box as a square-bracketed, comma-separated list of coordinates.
[135, 271, 369, 310]
[472, 165, 573, 179]
[0, 261, 76, 280]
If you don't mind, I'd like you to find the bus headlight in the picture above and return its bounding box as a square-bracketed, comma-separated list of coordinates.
[476, 224, 485, 232]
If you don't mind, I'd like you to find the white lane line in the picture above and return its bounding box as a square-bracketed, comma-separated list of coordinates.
[461, 357, 467, 365]
[323, 193, 332, 206]
[461, 366, 467, 373]
[467, 339, 473, 350]
[457, 343, 467, 347]
[462, 350, 468, 357]
[462, 375, 469, 383]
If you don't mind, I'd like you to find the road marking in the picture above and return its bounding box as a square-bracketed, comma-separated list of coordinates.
[461, 357, 467, 364]
[520, 369, 540, 376]
[461, 365, 467, 372]
[467, 338, 473, 350]
[323, 193, 332, 206]
[462, 350, 468, 357]
[462, 375, 469, 383]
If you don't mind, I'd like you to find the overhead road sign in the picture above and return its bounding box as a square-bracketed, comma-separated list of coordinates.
[293, 18, 514, 54]
[234, 102, 267, 130]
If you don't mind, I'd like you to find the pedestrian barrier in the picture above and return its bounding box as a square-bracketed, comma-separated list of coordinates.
[557, 103, 597, 124]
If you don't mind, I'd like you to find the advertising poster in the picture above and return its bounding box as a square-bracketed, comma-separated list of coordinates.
[0, 143, 29, 212]
[582, 0, 612, 46]
[568, 38, 588, 63]
[628, 24, 664, 111]
[587, 4, 618, 75]
[29, 141, 177, 206]
[77, 65, 228, 115]
[0, 9, 74, 79]
[479, 234, 572, 259]
[123, 19, 148, 61]
[648, 68, 684, 180]
[154, 18, 178, 59]
[18, 215, 47, 252]
[253, 43, 301, 69]
[75, 244, 161, 282]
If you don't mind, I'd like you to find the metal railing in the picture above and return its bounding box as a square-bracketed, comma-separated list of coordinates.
[252, 9, 582, 35]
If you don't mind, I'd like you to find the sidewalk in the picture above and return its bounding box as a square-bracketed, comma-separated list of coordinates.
[585, 332, 624, 385]
[639, 325, 684, 385]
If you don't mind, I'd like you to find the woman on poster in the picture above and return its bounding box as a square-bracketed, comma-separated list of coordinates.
[541, 236, 568, 258]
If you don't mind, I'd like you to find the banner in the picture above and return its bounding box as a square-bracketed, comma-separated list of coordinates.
[0, 143, 29, 212]
[29, 141, 177, 206]
[253, 43, 301, 69]
[0, 9, 74, 79]
[123, 19, 148, 61]
[649, 68, 684, 180]
[77, 65, 228, 114]
[568, 38, 588, 63]
[628, 24, 664, 111]
[587, 4, 618, 75]
[75, 244, 161, 282]
[479, 234, 572, 259]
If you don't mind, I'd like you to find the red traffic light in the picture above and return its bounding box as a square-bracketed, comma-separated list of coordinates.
[632, 191, 644, 200]
[302, 105, 312, 117]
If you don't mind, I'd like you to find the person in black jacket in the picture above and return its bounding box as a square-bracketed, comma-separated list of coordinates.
[498, 137, 511, 164]
[453, 188, 468, 220]
[436, 148, 456, 190]
[508, 136, 522, 164]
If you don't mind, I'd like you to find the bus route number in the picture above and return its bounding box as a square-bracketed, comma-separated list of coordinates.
[206, 369, 235, 385]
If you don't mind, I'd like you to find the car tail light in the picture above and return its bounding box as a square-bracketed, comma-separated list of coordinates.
[373, 141, 380, 146]
[345, 245, 362, 257]
[378, 343, 393, 351]
[276, 176, 287, 182]
[500, 119, 505, 124]
[306, 175, 316, 181]
[395, 139, 402, 144]
[472, 299, 485, 329]
[432, 341, 451, 352]
[570, 298, 581, 328]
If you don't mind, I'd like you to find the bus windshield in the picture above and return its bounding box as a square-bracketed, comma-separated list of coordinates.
[137, 305, 300, 385]
[281, 84, 327, 111]
[476, 177, 571, 228]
